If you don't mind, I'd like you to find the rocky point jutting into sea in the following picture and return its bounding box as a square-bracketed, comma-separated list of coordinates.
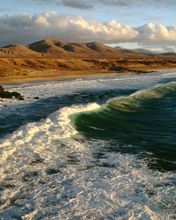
[0, 85, 24, 100]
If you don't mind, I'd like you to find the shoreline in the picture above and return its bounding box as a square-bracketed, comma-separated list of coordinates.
[1, 67, 176, 85]
[0, 71, 119, 85]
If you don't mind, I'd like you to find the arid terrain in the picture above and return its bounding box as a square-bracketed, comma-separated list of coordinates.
[0, 38, 176, 83]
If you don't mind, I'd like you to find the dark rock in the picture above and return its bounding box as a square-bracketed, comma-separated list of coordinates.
[0, 85, 24, 100]
[22, 171, 38, 182]
[46, 167, 61, 175]
[33, 96, 39, 100]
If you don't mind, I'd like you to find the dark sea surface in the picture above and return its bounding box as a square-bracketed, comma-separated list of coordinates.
[0, 71, 176, 219]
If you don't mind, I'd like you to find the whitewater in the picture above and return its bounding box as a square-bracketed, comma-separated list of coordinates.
[0, 71, 176, 219]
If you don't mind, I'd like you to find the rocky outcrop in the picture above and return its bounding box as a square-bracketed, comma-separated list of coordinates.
[0, 85, 24, 100]
[0, 85, 4, 93]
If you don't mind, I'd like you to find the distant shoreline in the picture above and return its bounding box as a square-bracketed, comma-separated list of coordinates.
[0, 71, 119, 85]
[1, 67, 176, 85]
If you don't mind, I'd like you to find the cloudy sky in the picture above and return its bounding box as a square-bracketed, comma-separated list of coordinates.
[0, 0, 176, 52]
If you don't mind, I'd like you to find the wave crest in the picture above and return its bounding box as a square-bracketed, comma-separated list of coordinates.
[107, 82, 176, 112]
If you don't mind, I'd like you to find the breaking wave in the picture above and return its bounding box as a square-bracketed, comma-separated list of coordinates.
[72, 82, 176, 171]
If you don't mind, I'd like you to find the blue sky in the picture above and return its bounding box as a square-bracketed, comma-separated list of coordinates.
[1, 0, 175, 26]
[0, 0, 175, 51]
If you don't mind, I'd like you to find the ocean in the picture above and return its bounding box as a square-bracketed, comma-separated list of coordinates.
[0, 71, 176, 219]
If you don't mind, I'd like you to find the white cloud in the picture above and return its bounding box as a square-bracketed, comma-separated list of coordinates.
[137, 23, 176, 42]
[0, 12, 138, 45]
[0, 12, 175, 49]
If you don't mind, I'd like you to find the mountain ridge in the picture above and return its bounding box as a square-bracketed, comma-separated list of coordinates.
[0, 38, 156, 58]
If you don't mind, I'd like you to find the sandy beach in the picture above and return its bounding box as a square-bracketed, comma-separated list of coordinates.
[1, 58, 176, 84]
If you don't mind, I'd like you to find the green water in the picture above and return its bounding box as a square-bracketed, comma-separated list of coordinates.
[72, 82, 176, 171]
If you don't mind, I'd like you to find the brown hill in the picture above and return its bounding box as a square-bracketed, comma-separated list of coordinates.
[28, 38, 127, 58]
[0, 44, 41, 57]
[28, 39, 68, 55]
[114, 46, 153, 57]
[86, 42, 117, 53]
[0, 38, 154, 59]
[28, 39, 92, 55]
